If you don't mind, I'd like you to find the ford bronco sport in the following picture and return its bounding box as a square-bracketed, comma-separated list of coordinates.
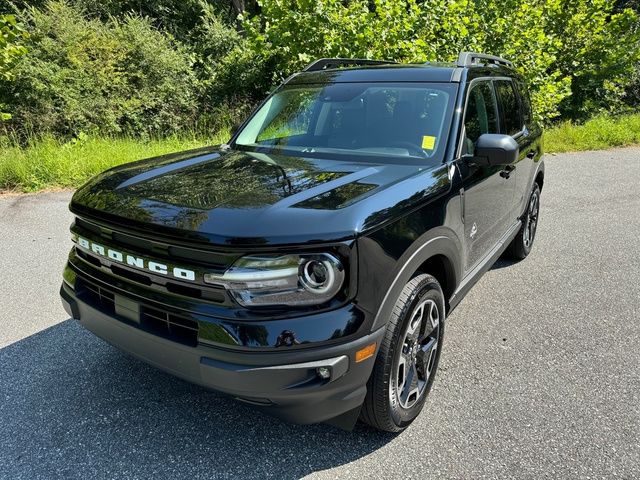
[60, 52, 544, 432]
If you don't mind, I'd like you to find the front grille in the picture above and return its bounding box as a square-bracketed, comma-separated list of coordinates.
[76, 248, 102, 268]
[75, 217, 238, 269]
[109, 264, 152, 286]
[141, 306, 199, 347]
[76, 277, 199, 347]
[78, 279, 115, 314]
[72, 218, 229, 304]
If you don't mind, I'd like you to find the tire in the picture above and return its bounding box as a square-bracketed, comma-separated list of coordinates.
[506, 183, 541, 260]
[360, 274, 445, 433]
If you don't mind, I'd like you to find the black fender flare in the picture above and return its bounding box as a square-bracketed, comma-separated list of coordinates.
[520, 159, 545, 217]
[370, 227, 463, 331]
[534, 159, 545, 188]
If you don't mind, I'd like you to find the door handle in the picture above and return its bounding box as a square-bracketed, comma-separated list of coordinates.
[500, 165, 516, 179]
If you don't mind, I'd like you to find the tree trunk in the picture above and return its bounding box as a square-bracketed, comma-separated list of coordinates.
[231, 0, 245, 15]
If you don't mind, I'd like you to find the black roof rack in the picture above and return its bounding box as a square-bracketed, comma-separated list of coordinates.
[303, 58, 397, 72]
[457, 52, 513, 68]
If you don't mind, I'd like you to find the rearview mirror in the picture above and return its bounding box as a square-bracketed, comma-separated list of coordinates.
[474, 134, 519, 165]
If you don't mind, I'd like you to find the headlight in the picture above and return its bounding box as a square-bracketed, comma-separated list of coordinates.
[204, 253, 345, 307]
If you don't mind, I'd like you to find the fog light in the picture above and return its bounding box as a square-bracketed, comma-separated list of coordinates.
[316, 366, 331, 380]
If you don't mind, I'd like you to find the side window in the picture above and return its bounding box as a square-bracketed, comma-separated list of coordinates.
[515, 80, 532, 125]
[255, 89, 317, 143]
[462, 82, 499, 155]
[495, 80, 522, 136]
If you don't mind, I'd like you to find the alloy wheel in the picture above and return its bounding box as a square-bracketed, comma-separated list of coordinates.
[394, 299, 440, 409]
[523, 190, 539, 248]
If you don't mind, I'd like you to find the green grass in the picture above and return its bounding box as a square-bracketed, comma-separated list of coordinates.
[0, 132, 227, 192]
[2, 114, 640, 193]
[545, 113, 640, 153]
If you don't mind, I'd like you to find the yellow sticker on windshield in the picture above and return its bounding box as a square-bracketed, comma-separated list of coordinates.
[422, 135, 436, 150]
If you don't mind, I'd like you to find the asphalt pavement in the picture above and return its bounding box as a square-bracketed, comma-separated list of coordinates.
[1, 148, 639, 479]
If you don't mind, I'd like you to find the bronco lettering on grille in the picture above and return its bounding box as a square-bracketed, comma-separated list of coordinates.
[75, 236, 196, 281]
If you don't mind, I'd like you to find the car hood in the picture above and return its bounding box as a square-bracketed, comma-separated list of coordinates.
[70, 146, 451, 246]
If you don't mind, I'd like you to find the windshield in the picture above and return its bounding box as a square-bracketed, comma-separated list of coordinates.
[235, 82, 457, 162]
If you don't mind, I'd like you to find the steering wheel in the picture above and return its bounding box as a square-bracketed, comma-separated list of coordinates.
[388, 141, 429, 158]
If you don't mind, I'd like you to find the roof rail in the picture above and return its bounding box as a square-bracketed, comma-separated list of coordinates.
[302, 58, 397, 72]
[457, 52, 513, 68]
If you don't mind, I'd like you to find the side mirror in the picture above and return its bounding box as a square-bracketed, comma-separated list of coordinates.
[474, 134, 519, 165]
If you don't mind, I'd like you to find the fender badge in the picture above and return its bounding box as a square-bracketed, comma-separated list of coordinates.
[470, 222, 478, 239]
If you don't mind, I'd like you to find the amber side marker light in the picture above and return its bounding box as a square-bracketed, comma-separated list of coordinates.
[355, 342, 377, 363]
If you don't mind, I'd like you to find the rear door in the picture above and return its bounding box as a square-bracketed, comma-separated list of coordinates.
[494, 79, 537, 218]
[457, 79, 516, 273]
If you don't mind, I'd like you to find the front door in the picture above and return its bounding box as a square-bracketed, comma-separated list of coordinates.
[456, 80, 516, 272]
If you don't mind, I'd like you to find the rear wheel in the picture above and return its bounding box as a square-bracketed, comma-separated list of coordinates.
[360, 274, 445, 432]
[506, 183, 541, 260]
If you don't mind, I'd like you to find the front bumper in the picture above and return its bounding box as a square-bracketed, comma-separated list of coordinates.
[60, 279, 384, 426]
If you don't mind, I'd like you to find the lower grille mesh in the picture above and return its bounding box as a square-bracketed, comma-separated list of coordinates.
[141, 306, 199, 346]
[76, 278, 198, 347]
[79, 280, 115, 314]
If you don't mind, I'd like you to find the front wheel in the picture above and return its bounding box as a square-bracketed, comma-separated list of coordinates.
[360, 274, 445, 432]
[506, 183, 541, 260]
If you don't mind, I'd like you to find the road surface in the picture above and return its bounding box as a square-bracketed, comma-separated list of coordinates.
[1, 148, 639, 479]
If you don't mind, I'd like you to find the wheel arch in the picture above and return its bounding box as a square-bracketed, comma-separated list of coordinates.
[534, 160, 545, 191]
[370, 229, 462, 331]
[535, 168, 544, 190]
[415, 254, 456, 310]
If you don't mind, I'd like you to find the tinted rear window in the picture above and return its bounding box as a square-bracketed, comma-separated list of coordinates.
[515, 80, 533, 124]
[495, 80, 522, 136]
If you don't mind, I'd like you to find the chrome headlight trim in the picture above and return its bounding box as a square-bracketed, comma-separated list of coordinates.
[204, 253, 345, 307]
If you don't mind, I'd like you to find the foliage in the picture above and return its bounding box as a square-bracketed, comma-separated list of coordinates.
[0, 14, 29, 120]
[620, 0, 640, 110]
[544, 113, 640, 152]
[547, 0, 640, 118]
[242, 0, 640, 123]
[0, 0, 639, 142]
[190, 1, 251, 123]
[0, 1, 198, 138]
[241, 0, 475, 85]
[2, 0, 238, 36]
[0, 15, 28, 81]
[625, 65, 640, 110]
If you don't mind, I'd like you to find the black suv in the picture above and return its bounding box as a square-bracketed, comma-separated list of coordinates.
[60, 52, 543, 432]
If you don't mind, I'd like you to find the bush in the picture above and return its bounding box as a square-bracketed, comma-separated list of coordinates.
[625, 65, 640, 110]
[190, 2, 248, 115]
[4, 0, 238, 37]
[0, 1, 198, 138]
[551, 0, 640, 119]
[1, 0, 639, 141]
[181, 1, 270, 132]
[0, 14, 29, 119]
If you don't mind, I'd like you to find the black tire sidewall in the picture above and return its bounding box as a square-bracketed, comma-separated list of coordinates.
[507, 183, 541, 260]
[521, 184, 541, 256]
[387, 276, 445, 429]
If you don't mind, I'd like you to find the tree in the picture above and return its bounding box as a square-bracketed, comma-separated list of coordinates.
[0, 14, 29, 120]
[242, 0, 640, 123]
